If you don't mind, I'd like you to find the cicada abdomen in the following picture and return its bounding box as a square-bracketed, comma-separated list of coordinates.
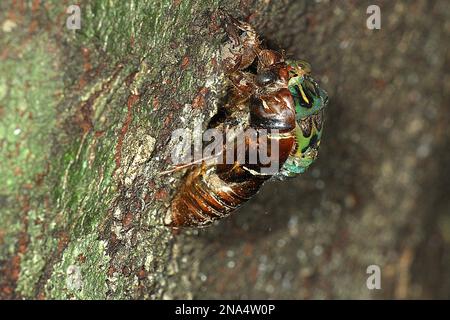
[168, 144, 295, 227]
[167, 163, 265, 227]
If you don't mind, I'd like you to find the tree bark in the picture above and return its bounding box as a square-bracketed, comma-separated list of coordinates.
[1, 0, 449, 299]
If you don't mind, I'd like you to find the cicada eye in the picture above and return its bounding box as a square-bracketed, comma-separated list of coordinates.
[255, 70, 277, 86]
[297, 60, 312, 74]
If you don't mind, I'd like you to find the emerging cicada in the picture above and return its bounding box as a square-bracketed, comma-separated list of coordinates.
[166, 12, 328, 227]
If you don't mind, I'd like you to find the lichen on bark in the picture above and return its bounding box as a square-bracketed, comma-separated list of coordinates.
[0, 0, 228, 299]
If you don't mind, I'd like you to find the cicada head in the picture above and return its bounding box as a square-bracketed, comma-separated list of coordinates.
[286, 59, 311, 77]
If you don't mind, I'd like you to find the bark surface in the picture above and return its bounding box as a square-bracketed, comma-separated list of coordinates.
[0, 0, 449, 299]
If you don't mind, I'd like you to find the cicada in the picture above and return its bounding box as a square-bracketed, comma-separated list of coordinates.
[166, 12, 328, 227]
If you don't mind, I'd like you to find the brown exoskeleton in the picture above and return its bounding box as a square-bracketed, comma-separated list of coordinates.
[165, 12, 298, 227]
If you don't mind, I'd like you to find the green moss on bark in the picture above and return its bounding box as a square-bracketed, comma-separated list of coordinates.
[1, 0, 224, 299]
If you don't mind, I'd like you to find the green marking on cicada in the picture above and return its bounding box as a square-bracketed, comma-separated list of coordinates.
[279, 60, 329, 178]
[287, 60, 328, 119]
[280, 119, 323, 177]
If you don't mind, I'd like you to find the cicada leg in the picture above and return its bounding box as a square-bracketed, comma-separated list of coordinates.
[217, 9, 261, 73]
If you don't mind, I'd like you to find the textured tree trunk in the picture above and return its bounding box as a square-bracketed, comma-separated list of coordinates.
[1, 0, 449, 299]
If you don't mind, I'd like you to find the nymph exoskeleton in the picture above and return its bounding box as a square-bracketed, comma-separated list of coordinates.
[166, 12, 328, 227]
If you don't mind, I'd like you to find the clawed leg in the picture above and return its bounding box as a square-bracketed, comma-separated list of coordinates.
[217, 9, 260, 72]
[217, 9, 257, 44]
